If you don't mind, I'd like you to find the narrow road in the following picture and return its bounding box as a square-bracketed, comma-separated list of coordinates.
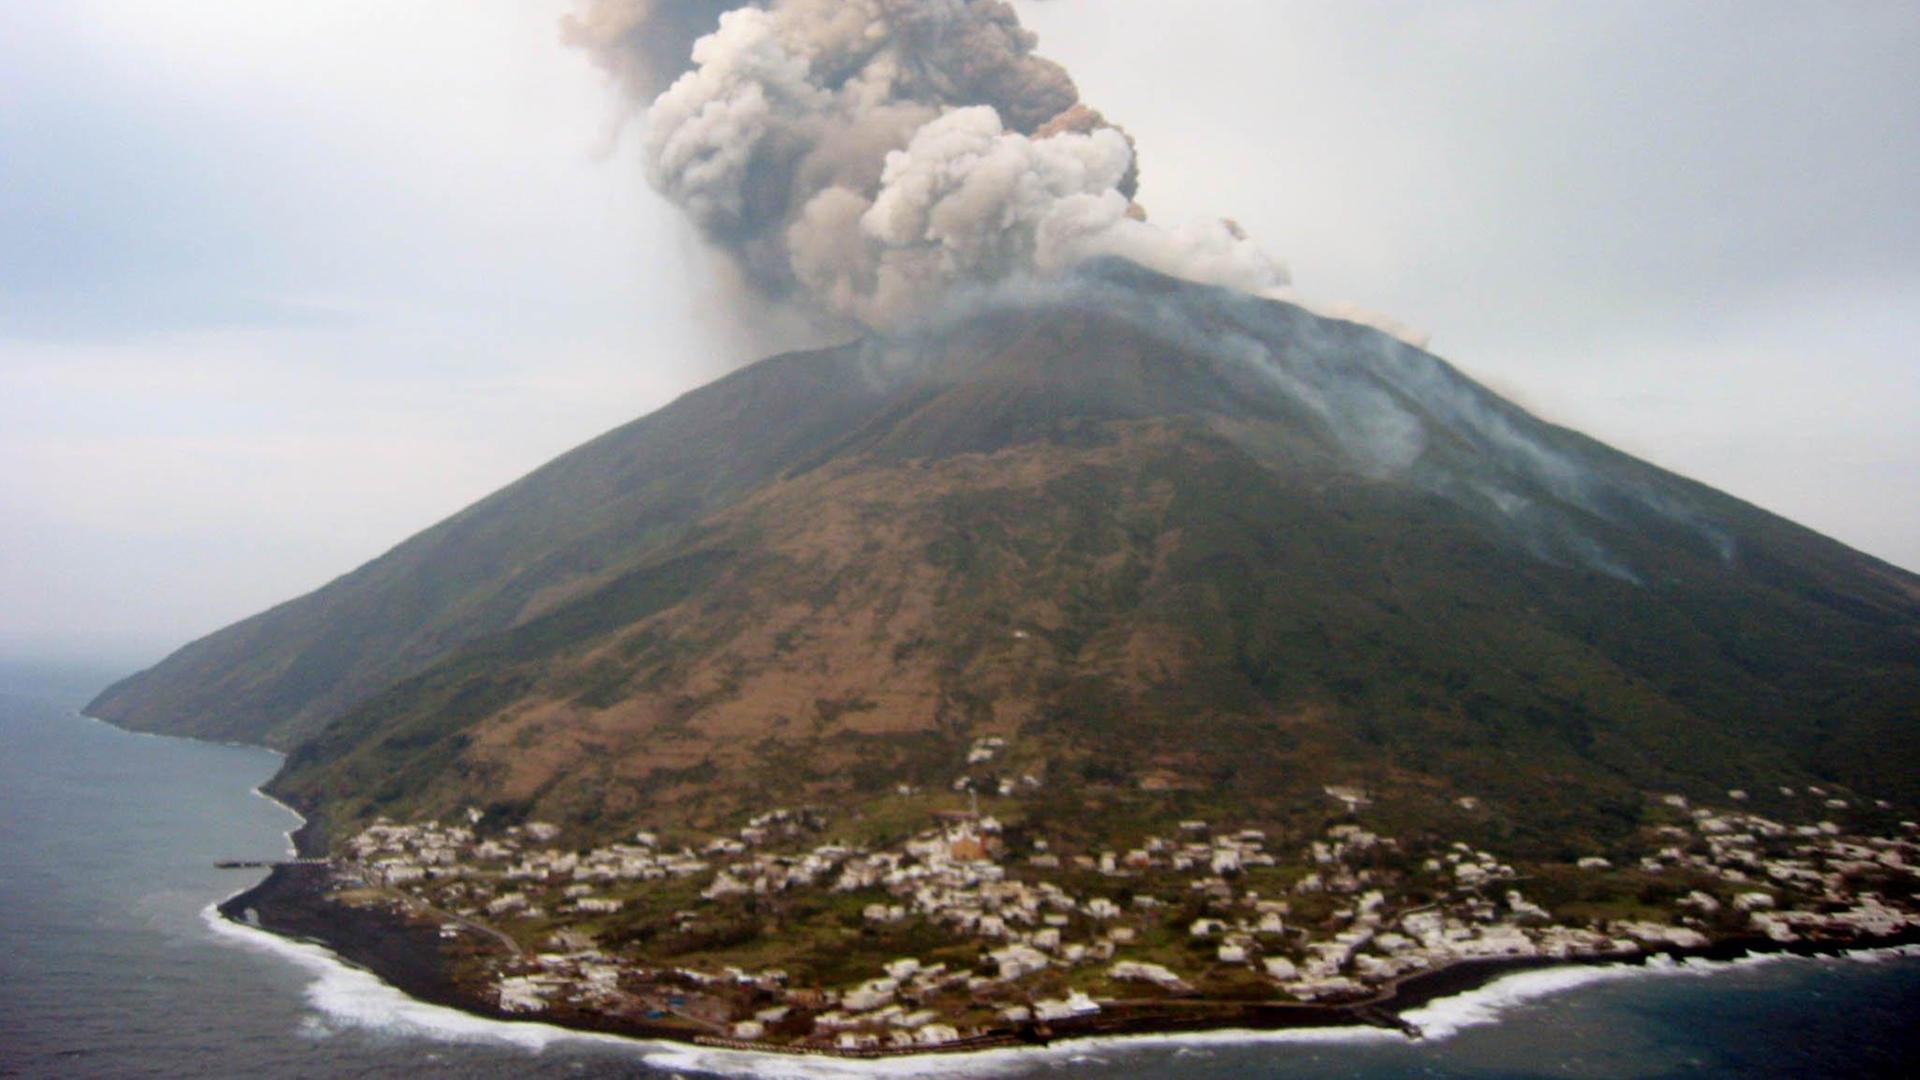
[380, 887, 526, 958]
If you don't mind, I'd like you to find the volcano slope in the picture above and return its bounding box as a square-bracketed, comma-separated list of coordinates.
[92, 262, 1920, 858]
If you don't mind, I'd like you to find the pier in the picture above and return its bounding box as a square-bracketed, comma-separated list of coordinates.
[1353, 1004, 1424, 1038]
[214, 858, 330, 869]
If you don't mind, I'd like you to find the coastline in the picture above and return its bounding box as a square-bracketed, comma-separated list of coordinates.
[212, 862, 1920, 1062]
[72, 705, 1920, 1064]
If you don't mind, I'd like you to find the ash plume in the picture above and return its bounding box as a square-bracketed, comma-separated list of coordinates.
[562, 0, 738, 101]
[568, 0, 1292, 330]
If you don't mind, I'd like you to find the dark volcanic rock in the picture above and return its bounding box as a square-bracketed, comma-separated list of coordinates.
[95, 261, 1920, 844]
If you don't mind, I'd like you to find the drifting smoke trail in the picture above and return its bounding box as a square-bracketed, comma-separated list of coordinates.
[563, 2, 1738, 581]
[567, 0, 1292, 331]
[562, 0, 738, 99]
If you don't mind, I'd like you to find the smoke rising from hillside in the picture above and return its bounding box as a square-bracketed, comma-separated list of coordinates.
[569, 0, 1292, 330]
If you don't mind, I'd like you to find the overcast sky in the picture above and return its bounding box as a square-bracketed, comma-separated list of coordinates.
[3, 1, 1916, 668]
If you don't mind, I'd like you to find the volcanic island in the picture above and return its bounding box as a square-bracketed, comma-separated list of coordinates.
[168, 271, 1920, 1057]
[225, 777, 1920, 1057]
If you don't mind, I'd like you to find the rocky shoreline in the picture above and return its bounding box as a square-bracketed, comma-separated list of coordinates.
[220, 863, 722, 1045]
[215, 860, 1920, 1060]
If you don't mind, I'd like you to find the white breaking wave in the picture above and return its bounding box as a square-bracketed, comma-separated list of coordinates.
[1397, 948, 1897, 1041]
[1400, 963, 1653, 1040]
[199, 792, 624, 1055]
[200, 877, 1920, 1080]
[201, 903, 594, 1052]
[245, 784, 304, 858]
[645, 1022, 1409, 1079]
[199, 898, 1013, 1076]
[198, 896, 1396, 1079]
[1843, 943, 1920, 965]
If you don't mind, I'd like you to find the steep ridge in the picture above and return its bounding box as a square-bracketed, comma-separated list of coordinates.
[82, 260, 1912, 851]
[85, 340, 901, 748]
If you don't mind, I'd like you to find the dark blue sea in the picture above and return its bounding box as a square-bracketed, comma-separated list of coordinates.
[2, 661, 1917, 1079]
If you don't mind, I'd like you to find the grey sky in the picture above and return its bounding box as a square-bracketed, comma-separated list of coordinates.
[2, 1, 1915, 667]
[1020, 0, 1920, 570]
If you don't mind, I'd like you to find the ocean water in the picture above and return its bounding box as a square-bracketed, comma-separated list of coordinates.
[2, 662, 1917, 1079]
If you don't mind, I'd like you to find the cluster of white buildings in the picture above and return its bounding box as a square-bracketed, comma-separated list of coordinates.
[1158, 824, 1621, 1000]
[331, 765, 1920, 1053]
[491, 948, 626, 1014]
[808, 957, 980, 1047]
[347, 817, 725, 921]
[1625, 792, 1920, 945]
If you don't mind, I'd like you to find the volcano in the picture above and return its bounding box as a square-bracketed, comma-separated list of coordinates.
[89, 261, 1920, 853]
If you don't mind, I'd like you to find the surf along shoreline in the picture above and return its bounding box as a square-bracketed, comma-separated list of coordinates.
[215, 817, 1920, 1061]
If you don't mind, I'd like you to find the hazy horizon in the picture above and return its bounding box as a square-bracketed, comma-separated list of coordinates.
[4, 1, 1916, 669]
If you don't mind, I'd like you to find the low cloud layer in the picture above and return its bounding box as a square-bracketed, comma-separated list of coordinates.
[569, 0, 1293, 330]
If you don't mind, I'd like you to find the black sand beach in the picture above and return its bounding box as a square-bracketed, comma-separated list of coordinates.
[216, 858, 1920, 1060]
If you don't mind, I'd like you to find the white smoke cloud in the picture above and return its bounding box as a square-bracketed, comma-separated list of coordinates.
[572, 0, 1300, 331]
[1289, 297, 1433, 350]
[642, 6, 827, 234]
[561, 0, 737, 100]
[796, 107, 1130, 324]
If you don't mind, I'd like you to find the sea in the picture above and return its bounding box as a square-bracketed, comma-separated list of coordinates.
[2, 661, 1918, 1080]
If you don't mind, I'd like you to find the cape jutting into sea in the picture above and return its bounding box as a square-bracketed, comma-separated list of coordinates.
[2, 661, 1917, 1079]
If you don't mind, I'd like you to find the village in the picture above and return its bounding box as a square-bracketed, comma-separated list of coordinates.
[327, 741, 1920, 1053]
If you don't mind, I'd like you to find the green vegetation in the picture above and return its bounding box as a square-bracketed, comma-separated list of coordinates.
[90, 264, 1920, 851]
